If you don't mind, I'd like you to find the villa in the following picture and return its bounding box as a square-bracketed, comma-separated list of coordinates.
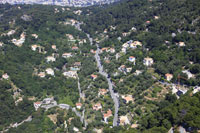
[143, 57, 154, 66]
[46, 68, 54, 76]
[93, 103, 102, 111]
[103, 109, 112, 123]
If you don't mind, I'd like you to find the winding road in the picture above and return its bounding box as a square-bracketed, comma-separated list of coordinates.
[94, 43, 119, 127]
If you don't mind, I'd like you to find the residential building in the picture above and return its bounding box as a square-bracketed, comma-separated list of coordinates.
[178, 42, 186, 47]
[103, 109, 112, 123]
[62, 53, 72, 58]
[93, 103, 102, 111]
[63, 71, 77, 79]
[42, 97, 54, 104]
[120, 115, 130, 126]
[182, 70, 194, 79]
[46, 68, 54, 76]
[38, 72, 46, 78]
[2, 73, 9, 80]
[11, 32, 26, 47]
[193, 86, 200, 94]
[118, 65, 126, 72]
[121, 48, 126, 53]
[122, 95, 134, 104]
[31, 34, 38, 39]
[134, 70, 142, 75]
[129, 56, 136, 65]
[31, 44, 38, 51]
[76, 103, 82, 109]
[165, 73, 173, 81]
[0, 42, 4, 47]
[130, 41, 142, 49]
[143, 57, 154, 66]
[126, 67, 132, 73]
[46, 56, 56, 62]
[7, 30, 16, 36]
[72, 46, 79, 50]
[52, 45, 57, 50]
[98, 89, 108, 96]
[122, 43, 129, 48]
[34, 101, 42, 111]
[66, 34, 74, 40]
[74, 62, 81, 67]
[154, 16, 160, 20]
[91, 74, 98, 80]
[131, 124, 139, 128]
[110, 48, 115, 53]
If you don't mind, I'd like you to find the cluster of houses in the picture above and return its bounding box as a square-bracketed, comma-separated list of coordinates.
[31, 44, 46, 54]
[33, 97, 56, 111]
[63, 62, 81, 79]
[37, 68, 55, 78]
[121, 40, 142, 53]
[99, 47, 115, 54]
[118, 65, 133, 74]
[1, 29, 16, 36]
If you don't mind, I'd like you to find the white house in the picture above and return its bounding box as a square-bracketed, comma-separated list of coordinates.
[121, 48, 126, 53]
[38, 72, 46, 78]
[120, 115, 130, 126]
[165, 73, 173, 81]
[76, 103, 82, 109]
[63, 71, 77, 79]
[178, 42, 185, 47]
[34, 101, 42, 111]
[31, 44, 38, 51]
[46, 68, 54, 76]
[182, 70, 194, 79]
[122, 43, 129, 48]
[126, 67, 132, 73]
[143, 57, 154, 66]
[2, 73, 9, 80]
[130, 41, 142, 49]
[193, 86, 200, 94]
[110, 48, 115, 53]
[46, 56, 56, 62]
[0, 42, 4, 47]
[7, 30, 16, 36]
[31, 34, 38, 39]
[129, 56, 136, 65]
[62, 53, 72, 58]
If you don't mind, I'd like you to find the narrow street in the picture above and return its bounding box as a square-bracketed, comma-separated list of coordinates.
[94, 43, 119, 127]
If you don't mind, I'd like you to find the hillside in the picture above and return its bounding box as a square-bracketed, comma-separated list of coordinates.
[0, 0, 200, 132]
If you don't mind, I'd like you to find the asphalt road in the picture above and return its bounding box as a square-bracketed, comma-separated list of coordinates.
[94, 43, 119, 127]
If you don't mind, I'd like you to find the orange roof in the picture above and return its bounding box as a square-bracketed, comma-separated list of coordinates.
[165, 73, 173, 77]
[76, 103, 82, 106]
[99, 89, 108, 95]
[72, 46, 78, 49]
[91, 74, 98, 78]
[34, 101, 41, 104]
[104, 109, 112, 118]
[129, 56, 135, 58]
[124, 96, 133, 102]
[146, 21, 150, 24]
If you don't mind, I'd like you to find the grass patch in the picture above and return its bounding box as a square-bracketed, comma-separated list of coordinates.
[59, 96, 74, 106]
